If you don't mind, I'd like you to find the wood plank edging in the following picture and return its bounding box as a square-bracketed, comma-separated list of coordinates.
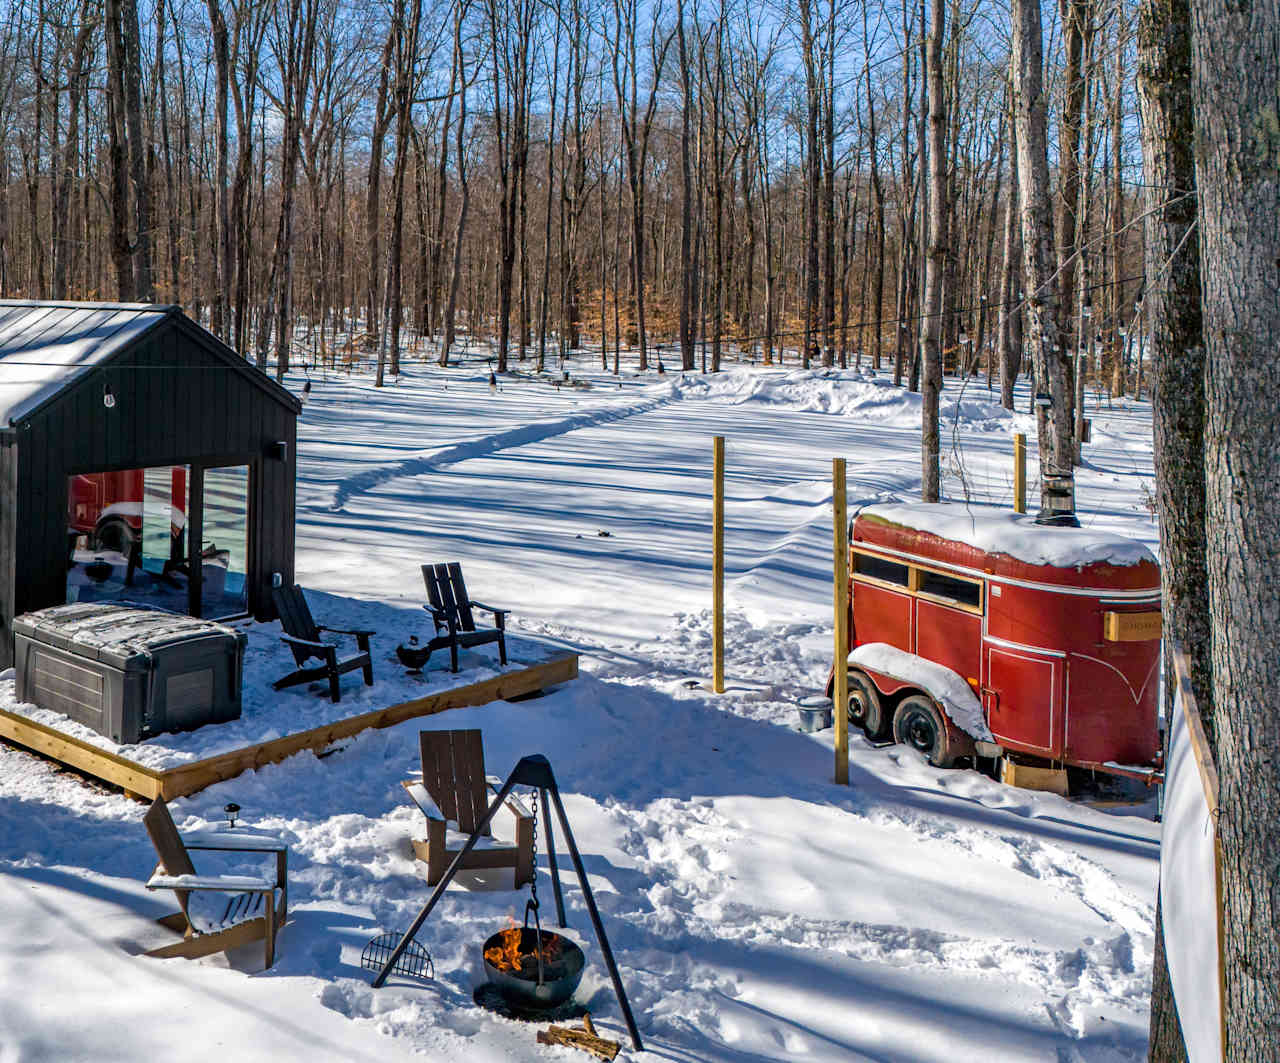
[157, 654, 579, 799]
[0, 709, 164, 798]
[0, 653, 578, 802]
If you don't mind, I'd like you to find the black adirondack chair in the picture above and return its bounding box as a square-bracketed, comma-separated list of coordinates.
[395, 563, 508, 673]
[271, 584, 374, 702]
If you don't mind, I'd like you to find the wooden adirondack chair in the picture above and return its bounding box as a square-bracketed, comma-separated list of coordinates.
[142, 798, 289, 968]
[397, 563, 508, 674]
[272, 583, 374, 703]
[400, 729, 534, 887]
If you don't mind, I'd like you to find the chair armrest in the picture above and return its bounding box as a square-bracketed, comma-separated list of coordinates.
[468, 600, 509, 618]
[182, 830, 288, 853]
[280, 633, 331, 654]
[421, 605, 455, 631]
[401, 779, 449, 825]
[318, 625, 376, 638]
[486, 776, 532, 819]
[147, 872, 275, 892]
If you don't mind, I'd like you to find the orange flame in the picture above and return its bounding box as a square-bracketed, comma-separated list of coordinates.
[484, 927, 565, 975]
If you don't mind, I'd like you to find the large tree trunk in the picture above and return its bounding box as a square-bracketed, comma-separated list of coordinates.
[118, 0, 152, 300]
[51, 3, 93, 300]
[1189, 0, 1280, 1052]
[206, 0, 231, 336]
[996, 95, 1023, 411]
[366, 30, 395, 346]
[104, 0, 135, 301]
[919, 0, 946, 502]
[1010, 0, 1072, 509]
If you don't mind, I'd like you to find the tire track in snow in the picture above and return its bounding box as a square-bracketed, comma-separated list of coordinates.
[328, 385, 677, 512]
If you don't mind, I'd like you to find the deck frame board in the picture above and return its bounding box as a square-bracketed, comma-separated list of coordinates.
[0, 653, 578, 800]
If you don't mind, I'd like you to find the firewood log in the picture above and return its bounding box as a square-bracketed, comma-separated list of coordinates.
[536, 1023, 620, 1060]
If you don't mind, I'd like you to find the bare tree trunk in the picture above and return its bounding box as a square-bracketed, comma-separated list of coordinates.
[919, 0, 946, 502]
[104, 0, 135, 300]
[997, 83, 1023, 411]
[1189, 0, 1280, 1050]
[676, 0, 696, 370]
[1011, 0, 1072, 509]
[267, 0, 319, 379]
[366, 29, 395, 345]
[51, 2, 93, 300]
[118, 0, 152, 300]
[1107, 28, 1126, 396]
[799, 0, 820, 370]
[441, 0, 472, 365]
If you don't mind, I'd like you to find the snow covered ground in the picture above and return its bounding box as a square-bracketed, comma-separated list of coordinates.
[0, 350, 1163, 1062]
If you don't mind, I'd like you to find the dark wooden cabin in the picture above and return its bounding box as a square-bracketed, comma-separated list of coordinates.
[0, 301, 300, 668]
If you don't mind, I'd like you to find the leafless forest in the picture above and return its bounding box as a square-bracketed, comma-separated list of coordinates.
[0, 0, 1143, 398]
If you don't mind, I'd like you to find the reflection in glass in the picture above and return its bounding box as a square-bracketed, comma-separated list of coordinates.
[66, 466, 190, 612]
[201, 465, 249, 618]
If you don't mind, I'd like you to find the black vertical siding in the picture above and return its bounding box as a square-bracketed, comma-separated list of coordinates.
[0, 438, 16, 668]
[2, 313, 299, 667]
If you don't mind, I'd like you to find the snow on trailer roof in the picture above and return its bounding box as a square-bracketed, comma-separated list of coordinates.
[854, 501, 1157, 570]
[0, 301, 175, 426]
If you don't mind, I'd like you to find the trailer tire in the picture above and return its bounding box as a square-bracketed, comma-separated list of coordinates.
[892, 695, 956, 768]
[847, 669, 890, 741]
[92, 517, 137, 558]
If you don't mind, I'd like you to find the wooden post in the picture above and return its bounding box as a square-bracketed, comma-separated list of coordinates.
[1013, 432, 1026, 513]
[712, 436, 725, 694]
[833, 458, 849, 785]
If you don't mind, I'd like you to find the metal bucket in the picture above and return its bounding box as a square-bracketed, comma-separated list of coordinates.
[481, 928, 585, 1010]
[796, 695, 834, 733]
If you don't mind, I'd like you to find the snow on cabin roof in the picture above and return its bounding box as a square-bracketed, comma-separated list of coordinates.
[0, 301, 176, 426]
[855, 501, 1157, 569]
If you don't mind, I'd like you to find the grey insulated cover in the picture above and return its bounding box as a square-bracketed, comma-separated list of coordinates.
[13, 603, 244, 665]
[13, 603, 247, 743]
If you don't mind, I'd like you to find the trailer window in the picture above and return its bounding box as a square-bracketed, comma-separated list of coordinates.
[916, 569, 982, 609]
[853, 552, 910, 588]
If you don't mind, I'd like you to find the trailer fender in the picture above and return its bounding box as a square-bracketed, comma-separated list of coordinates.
[848, 643, 994, 743]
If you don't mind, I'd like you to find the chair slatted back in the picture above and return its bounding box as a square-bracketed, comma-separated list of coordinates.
[419, 729, 489, 834]
[144, 798, 198, 915]
[273, 584, 321, 643]
[422, 563, 476, 633]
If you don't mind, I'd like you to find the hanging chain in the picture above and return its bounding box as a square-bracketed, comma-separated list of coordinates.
[527, 787, 540, 914]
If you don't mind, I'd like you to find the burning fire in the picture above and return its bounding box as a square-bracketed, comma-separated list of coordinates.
[484, 926, 565, 976]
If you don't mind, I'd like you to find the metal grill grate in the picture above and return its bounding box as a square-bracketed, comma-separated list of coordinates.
[360, 932, 434, 982]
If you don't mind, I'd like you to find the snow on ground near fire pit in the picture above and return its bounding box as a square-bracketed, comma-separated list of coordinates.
[0, 351, 1163, 1062]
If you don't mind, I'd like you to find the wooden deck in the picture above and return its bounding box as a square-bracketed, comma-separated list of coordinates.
[0, 653, 578, 801]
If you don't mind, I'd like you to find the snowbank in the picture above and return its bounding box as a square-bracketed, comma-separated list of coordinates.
[671, 367, 1014, 429]
[849, 642, 993, 741]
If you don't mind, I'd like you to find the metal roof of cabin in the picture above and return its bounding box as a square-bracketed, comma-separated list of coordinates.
[0, 300, 298, 426]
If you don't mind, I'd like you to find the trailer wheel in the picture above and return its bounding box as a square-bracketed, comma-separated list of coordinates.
[92, 517, 137, 558]
[848, 669, 890, 741]
[892, 695, 956, 769]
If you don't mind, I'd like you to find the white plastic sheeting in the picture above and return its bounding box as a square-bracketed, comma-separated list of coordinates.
[1159, 671, 1223, 1062]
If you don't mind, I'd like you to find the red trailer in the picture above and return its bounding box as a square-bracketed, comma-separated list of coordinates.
[68, 468, 187, 555]
[833, 502, 1162, 782]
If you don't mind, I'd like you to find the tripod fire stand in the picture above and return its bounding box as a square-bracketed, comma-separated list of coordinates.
[371, 754, 643, 1052]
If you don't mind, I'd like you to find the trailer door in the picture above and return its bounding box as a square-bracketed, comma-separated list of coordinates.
[984, 644, 1063, 756]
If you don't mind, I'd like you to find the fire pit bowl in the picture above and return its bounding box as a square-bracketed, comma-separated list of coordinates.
[482, 927, 586, 1010]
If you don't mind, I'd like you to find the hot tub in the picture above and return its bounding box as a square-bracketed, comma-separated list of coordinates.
[13, 603, 246, 744]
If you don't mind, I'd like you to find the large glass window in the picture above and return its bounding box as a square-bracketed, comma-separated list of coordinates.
[67, 465, 190, 613]
[201, 464, 249, 618]
[66, 463, 250, 618]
